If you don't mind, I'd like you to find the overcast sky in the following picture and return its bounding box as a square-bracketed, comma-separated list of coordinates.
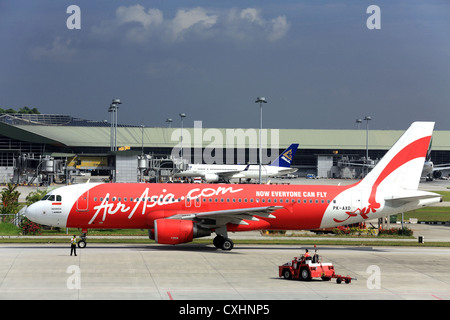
[1, 1, 450, 130]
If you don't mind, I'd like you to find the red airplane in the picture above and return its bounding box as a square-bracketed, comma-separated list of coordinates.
[25, 122, 441, 250]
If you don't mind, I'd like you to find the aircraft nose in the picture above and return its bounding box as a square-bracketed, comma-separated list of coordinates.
[24, 203, 36, 220]
[24, 202, 43, 223]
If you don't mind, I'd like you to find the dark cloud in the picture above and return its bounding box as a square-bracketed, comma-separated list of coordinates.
[2, 1, 450, 131]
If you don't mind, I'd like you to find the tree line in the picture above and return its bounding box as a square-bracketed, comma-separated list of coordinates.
[0, 107, 40, 114]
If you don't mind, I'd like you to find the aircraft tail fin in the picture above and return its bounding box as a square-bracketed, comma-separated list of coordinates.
[270, 143, 299, 168]
[359, 121, 434, 192]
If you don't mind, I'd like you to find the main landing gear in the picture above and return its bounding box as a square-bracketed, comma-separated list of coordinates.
[77, 230, 87, 248]
[213, 235, 234, 251]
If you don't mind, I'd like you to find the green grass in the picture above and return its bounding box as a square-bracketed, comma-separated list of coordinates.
[436, 191, 450, 202]
[0, 222, 21, 235]
[393, 206, 450, 223]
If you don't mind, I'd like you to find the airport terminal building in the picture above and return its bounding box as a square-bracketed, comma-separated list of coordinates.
[1, 113, 450, 184]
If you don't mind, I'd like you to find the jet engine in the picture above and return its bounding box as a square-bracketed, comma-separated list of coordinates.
[204, 173, 220, 182]
[150, 219, 211, 245]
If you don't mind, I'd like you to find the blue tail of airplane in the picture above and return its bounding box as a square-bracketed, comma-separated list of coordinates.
[270, 143, 299, 168]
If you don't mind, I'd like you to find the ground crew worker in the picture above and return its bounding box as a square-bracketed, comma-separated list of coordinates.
[304, 249, 311, 261]
[304, 249, 310, 258]
[70, 235, 77, 256]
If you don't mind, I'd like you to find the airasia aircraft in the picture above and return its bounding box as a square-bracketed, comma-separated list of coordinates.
[25, 122, 441, 250]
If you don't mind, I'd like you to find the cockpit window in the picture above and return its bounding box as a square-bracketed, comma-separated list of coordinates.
[41, 194, 62, 202]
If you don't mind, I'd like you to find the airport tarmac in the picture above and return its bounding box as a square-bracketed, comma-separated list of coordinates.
[4, 179, 449, 301]
[1, 243, 450, 300]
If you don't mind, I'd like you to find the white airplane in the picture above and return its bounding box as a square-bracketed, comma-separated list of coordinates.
[175, 143, 299, 182]
[422, 160, 450, 181]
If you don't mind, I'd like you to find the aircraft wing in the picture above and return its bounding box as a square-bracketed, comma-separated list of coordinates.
[167, 205, 282, 226]
[212, 165, 251, 178]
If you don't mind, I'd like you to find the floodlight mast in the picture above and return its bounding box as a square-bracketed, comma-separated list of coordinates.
[179, 113, 186, 161]
[255, 97, 267, 184]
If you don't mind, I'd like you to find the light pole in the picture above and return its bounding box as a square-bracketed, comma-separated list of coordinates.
[108, 99, 121, 151]
[166, 118, 173, 128]
[179, 113, 186, 160]
[364, 116, 371, 162]
[364, 116, 372, 176]
[255, 97, 267, 184]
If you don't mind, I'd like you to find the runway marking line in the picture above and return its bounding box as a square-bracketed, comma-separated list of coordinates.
[167, 291, 174, 300]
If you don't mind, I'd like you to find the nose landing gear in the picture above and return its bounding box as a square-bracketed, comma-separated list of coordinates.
[77, 230, 87, 248]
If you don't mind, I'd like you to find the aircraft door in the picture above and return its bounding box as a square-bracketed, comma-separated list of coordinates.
[77, 188, 89, 212]
[194, 196, 201, 208]
[185, 196, 202, 208]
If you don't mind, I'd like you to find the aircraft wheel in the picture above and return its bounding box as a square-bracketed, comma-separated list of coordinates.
[78, 240, 87, 248]
[213, 235, 224, 248]
[221, 238, 234, 251]
[283, 269, 292, 280]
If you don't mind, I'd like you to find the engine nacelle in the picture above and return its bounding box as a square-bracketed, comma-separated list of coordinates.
[204, 173, 219, 182]
[150, 219, 211, 245]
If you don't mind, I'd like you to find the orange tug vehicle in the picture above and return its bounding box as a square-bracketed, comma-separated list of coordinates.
[278, 248, 356, 284]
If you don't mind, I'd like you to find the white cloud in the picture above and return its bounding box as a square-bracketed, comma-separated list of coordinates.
[171, 7, 218, 40]
[268, 16, 290, 41]
[116, 5, 163, 29]
[91, 6, 289, 44]
[30, 36, 76, 61]
[239, 8, 264, 25]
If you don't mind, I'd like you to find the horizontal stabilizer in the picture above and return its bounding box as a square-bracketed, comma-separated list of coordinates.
[384, 190, 441, 204]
